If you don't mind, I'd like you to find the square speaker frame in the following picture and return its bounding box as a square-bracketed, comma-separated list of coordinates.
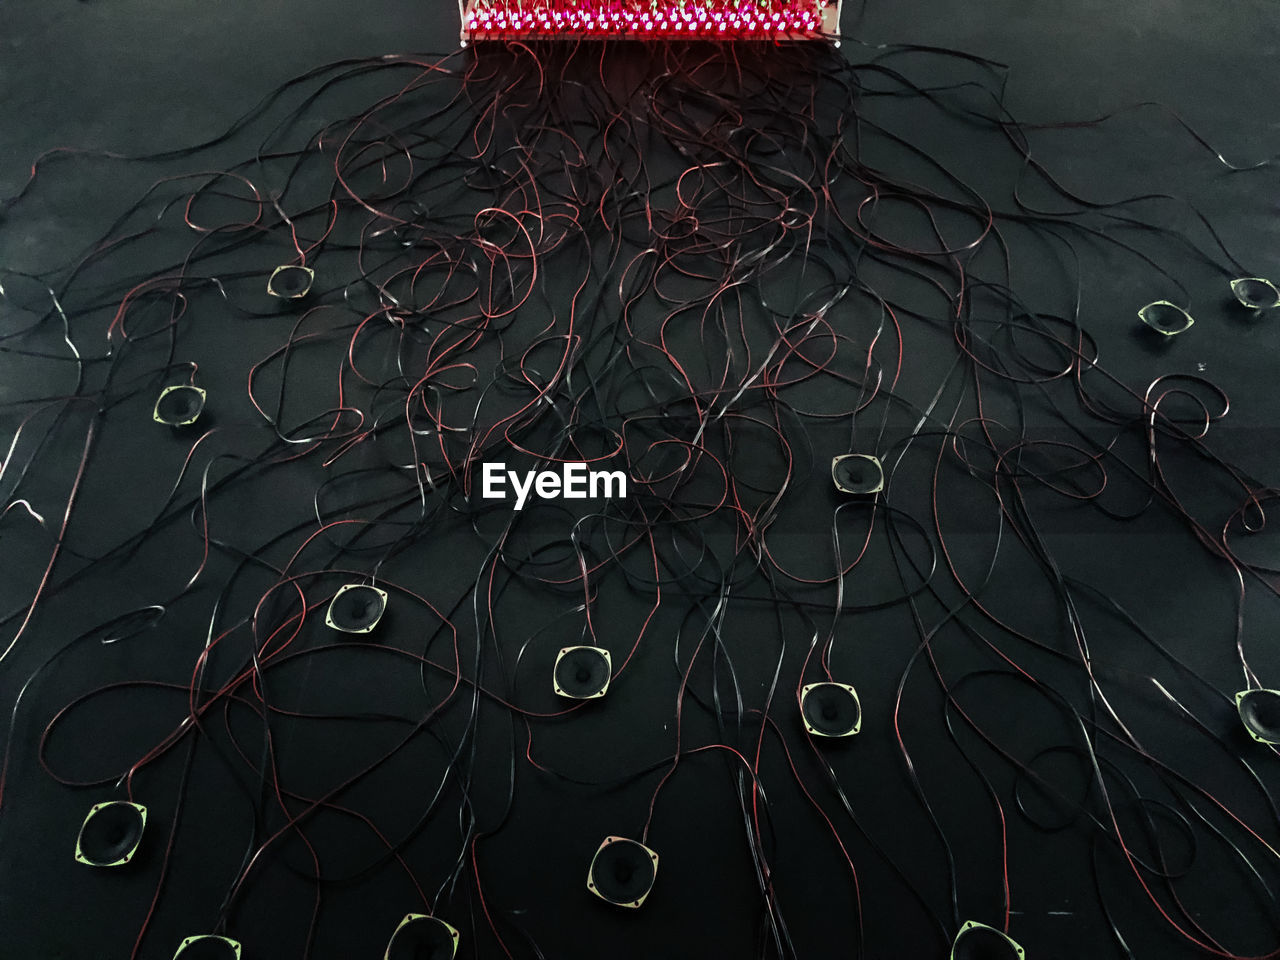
[587, 836, 659, 909]
[831, 454, 884, 495]
[1231, 277, 1280, 310]
[1138, 300, 1195, 336]
[384, 914, 459, 960]
[325, 583, 390, 634]
[800, 681, 862, 736]
[1235, 688, 1280, 744]
[173, 935, 242, 960]
[553, 645, 612, 699]
[950, 921, 1025, 960]
[152, 385, 207, 427]
[266, 264, 316, 299]
[74, 800, 148, 866]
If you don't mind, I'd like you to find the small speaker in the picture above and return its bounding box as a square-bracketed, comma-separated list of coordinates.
[553, 645, 612, 699]
[950, 921, 1025, 960]
[75, 801, 147, 867]
[587, 837, 659, 908]
[267, 264, 315, 299]
[831, 454, 884, 495]
[153, 385, 207, 427]
[1231, 277, 1280, 310]
[384, 914, 460, 960]
[1138, 300, 1194, 336]
[1236, 689, 1280, 744]
[800, 682, 861, 737]
[325, 584, 389, 634]
[172, 935, 242, 960]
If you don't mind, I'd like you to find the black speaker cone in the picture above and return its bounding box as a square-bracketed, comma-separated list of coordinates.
[326, 584, 387, 633]
[588, 838, 658, 907]
[385, 915, 459, 960]
[1138, 301, 1194, 335]
[173, 935, 241, 960]
[951, 923, 1023, 960]
[154, 386, 206, 426]
[76, 801, 146, 866]
[268, 265, 315, 298]
[801, 683, 861, 737]
[831, 455, 883, 495]
[1238, 689, 1280, 743]
[554, 646, 611, 698]
[1231, 277, 1280, 309]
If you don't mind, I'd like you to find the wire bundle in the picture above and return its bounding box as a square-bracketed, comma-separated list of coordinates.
[0, 35, 1279, 960]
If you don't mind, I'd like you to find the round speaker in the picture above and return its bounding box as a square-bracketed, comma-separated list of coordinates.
[75, 801, 147, 867]
[950, 922, 1024, 960]
[1231, 277, 1280, 310]
[587, 837, 659, 908]
[800, 682, 861, 737]
[554, 646, 612, 699]
[1138, 300, 1194, 336]
[831, 454, 884, 495]
[173, 935, 242, 960]
[153, 385, 206, 427]
[267, 264, 315, 299]
[1236, 689, 1280, 744]
[384, 914, 460, 960]
[325, 584, 388, 634]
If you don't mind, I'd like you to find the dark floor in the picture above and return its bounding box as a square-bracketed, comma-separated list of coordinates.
[2, 3, 1280, 960]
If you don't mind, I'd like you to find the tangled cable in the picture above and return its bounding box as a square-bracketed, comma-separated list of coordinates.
[1, 35, 1279, 960]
